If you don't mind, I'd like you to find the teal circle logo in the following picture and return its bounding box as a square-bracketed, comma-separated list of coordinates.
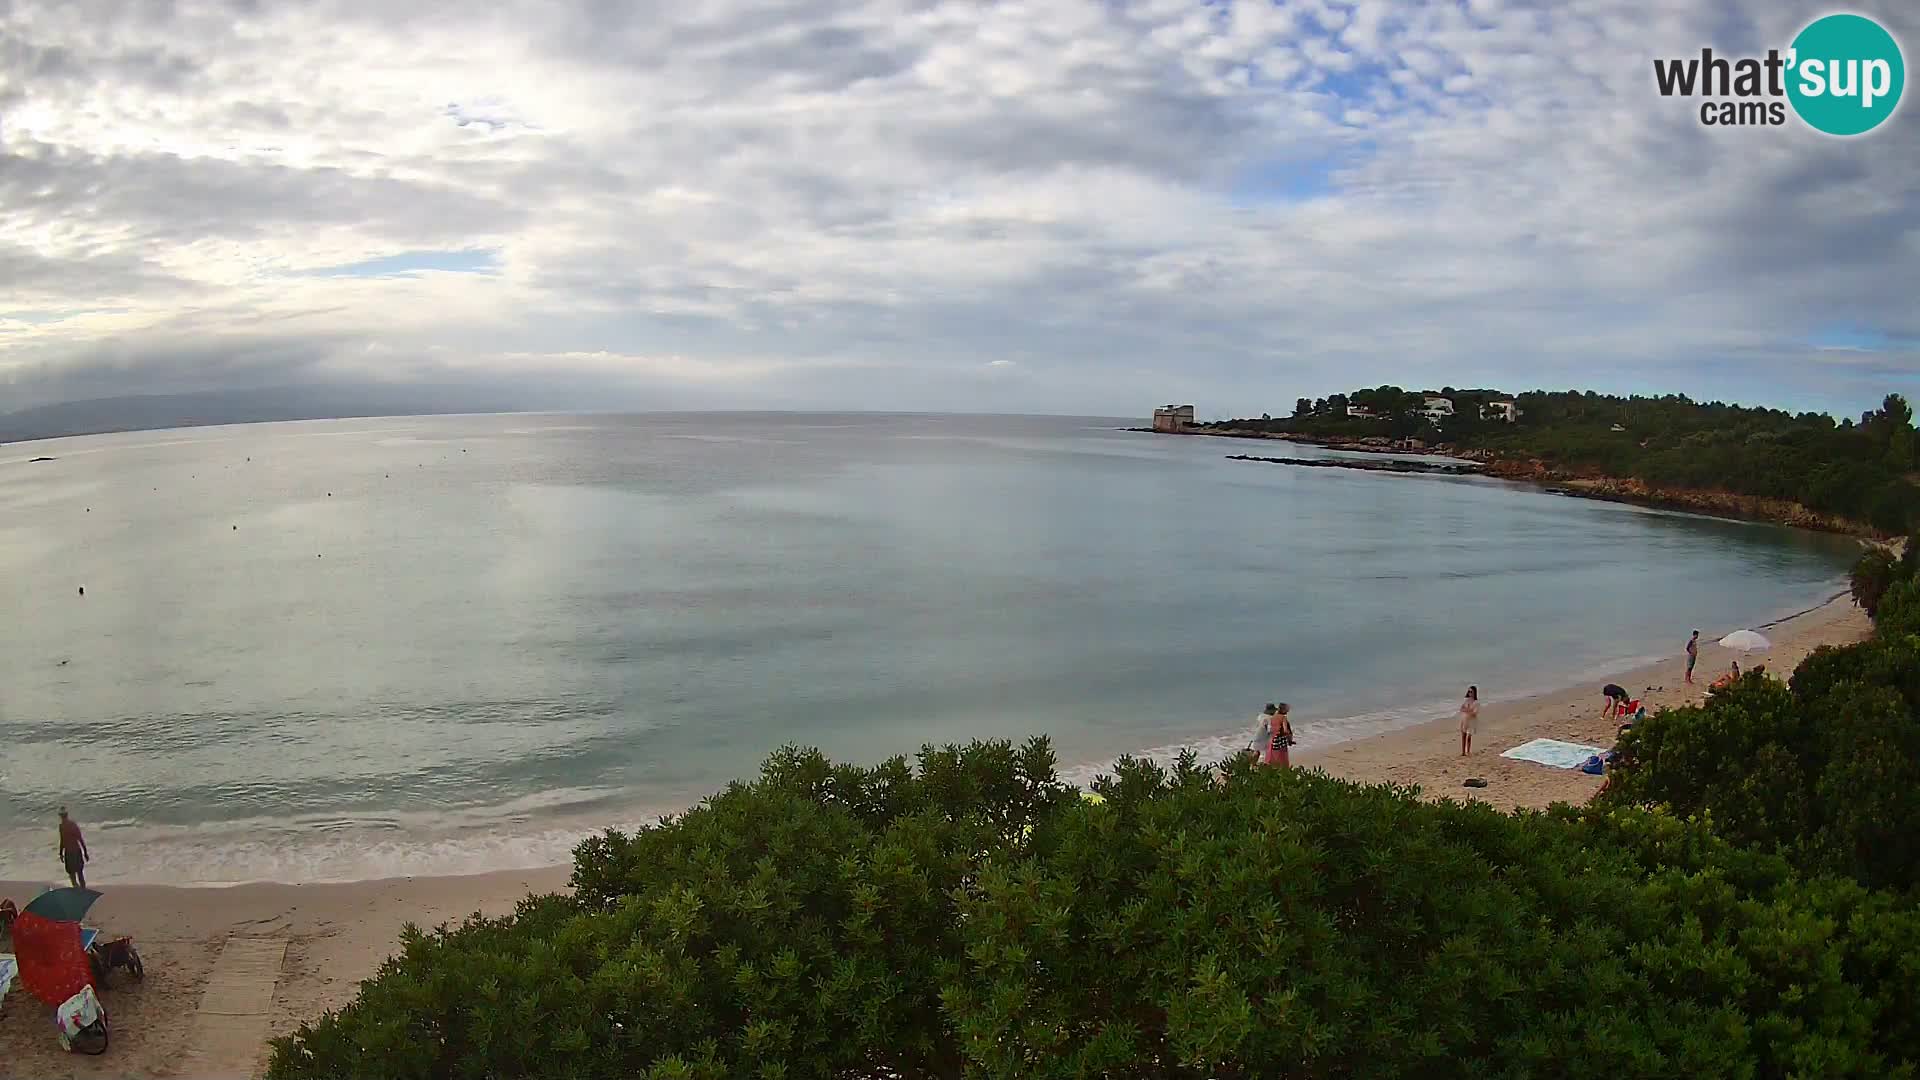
[1787, 14, 1904, 135]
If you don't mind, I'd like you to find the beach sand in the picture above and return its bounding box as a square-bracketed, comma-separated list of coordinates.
[0, 592, 1870, 1078]
[1300, 590, 1867, 810]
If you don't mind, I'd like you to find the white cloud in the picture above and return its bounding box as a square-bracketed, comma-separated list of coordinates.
[0, 0, 1915, 419]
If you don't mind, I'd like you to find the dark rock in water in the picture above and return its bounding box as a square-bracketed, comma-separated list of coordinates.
[1225, 454, 1483, 477]
[29, 456, 56, 462]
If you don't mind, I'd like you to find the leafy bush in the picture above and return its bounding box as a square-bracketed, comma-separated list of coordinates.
[1606, 541, 1920, 892]
[270, 745, 1920, 1078]
[1851, 547, 1900, 616]
[270, 740, 1067, 1080]
[1604, 660, 1920, 892]
[1872, 575, 1920, 639]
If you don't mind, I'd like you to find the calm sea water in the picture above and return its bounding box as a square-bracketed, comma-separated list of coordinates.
[0, 413, 1859, 883]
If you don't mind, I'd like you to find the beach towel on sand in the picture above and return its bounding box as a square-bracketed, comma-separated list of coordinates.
[1501, 738, 1609, 770]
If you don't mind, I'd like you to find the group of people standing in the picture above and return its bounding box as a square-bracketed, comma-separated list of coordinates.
[1248, 626, 1738, 772]
[1250, 703, 1294, 768]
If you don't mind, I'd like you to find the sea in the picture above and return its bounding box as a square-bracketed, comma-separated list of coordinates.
[0, 412, 1862, 884]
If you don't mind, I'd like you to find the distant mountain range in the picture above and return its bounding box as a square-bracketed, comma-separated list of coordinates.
[0, 385, 523, 444]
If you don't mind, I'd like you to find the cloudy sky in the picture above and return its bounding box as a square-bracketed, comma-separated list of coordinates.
[1, 0, 1916, 420]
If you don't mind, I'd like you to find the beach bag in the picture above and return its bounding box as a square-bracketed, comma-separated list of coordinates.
[1579, 755, 1605, 776]
[55, 985, 108, 1055]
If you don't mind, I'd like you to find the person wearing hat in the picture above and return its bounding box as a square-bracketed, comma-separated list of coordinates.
[57, 807, 89, 889]
[1250, 703, 1294, 768]
[1685, 629, 1700, 684]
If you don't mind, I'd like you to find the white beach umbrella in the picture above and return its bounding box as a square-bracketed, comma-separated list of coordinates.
[1718, 629, 1772, 653]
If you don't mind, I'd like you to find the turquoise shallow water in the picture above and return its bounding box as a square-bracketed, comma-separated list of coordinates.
[0, 413, 1859, 883]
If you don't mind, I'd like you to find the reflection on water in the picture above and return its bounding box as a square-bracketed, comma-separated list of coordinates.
[0, 413, 1860, 882]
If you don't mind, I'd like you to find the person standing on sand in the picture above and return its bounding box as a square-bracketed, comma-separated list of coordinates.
[1458, 686, 1480, 756]
[1685, 630, 1700, 684]
[1263, 704, 1294, 769]
[1250, 704, 1277, 759]
[58, 807, 90, 890]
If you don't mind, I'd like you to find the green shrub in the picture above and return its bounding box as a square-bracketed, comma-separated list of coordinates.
[1872, 576, 1920, 639]
[1850, 547, 1900, 616]
[1603, 664, 1920, 892]
[269, 740, 1066, 1080]
[269, 746, 1920, 1079]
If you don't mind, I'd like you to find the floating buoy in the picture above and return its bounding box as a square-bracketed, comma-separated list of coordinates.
[232, 525, 238, 530]
[77, 586, 84, 596]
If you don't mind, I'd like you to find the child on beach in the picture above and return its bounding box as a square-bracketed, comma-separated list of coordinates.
[1458, 686, 1479, 756]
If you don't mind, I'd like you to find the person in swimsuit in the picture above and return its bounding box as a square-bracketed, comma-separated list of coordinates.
[58, 807, 89, 890]
[1458, 686, 1480, 756]
[1685, 630, 1699, 684]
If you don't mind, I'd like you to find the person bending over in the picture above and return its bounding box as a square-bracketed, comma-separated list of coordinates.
[1602, 683, 1630, 718]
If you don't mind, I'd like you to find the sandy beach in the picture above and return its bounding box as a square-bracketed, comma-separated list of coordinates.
[0, 591, 1870, 1078]
[1302, 589, 1867, 810]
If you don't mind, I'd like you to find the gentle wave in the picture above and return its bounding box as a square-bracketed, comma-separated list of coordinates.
[7, 650, 1682, 887]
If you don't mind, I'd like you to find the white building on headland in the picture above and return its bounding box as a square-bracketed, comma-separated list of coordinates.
[1152, 404, 1196, 432]
[1346, 404, 1378, 418]
[1419, 395, 1454, 423]
[1480, 400, 1521, 423]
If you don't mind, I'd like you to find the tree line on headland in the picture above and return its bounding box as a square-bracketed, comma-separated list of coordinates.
[270, 543, 1920, 1077]
[1206, 387, 1920, 536]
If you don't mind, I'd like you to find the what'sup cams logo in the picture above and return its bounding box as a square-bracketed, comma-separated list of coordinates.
[1654, 13, 1905, 135]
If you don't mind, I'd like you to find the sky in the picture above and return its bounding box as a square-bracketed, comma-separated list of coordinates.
[1, 0, 1917, 421]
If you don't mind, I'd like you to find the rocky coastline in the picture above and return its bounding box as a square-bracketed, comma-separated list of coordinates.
[1130, 425, 1879, 538]
[1225, 453, 1482, 476]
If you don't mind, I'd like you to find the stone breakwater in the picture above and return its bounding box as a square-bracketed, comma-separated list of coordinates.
[1225, 454, 1483, 476]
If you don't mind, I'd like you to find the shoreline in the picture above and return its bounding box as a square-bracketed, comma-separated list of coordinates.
[0, 593, 1872, 1077]
[1129, 426, 1883, 539]
[1299, 587, 1866, 809]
